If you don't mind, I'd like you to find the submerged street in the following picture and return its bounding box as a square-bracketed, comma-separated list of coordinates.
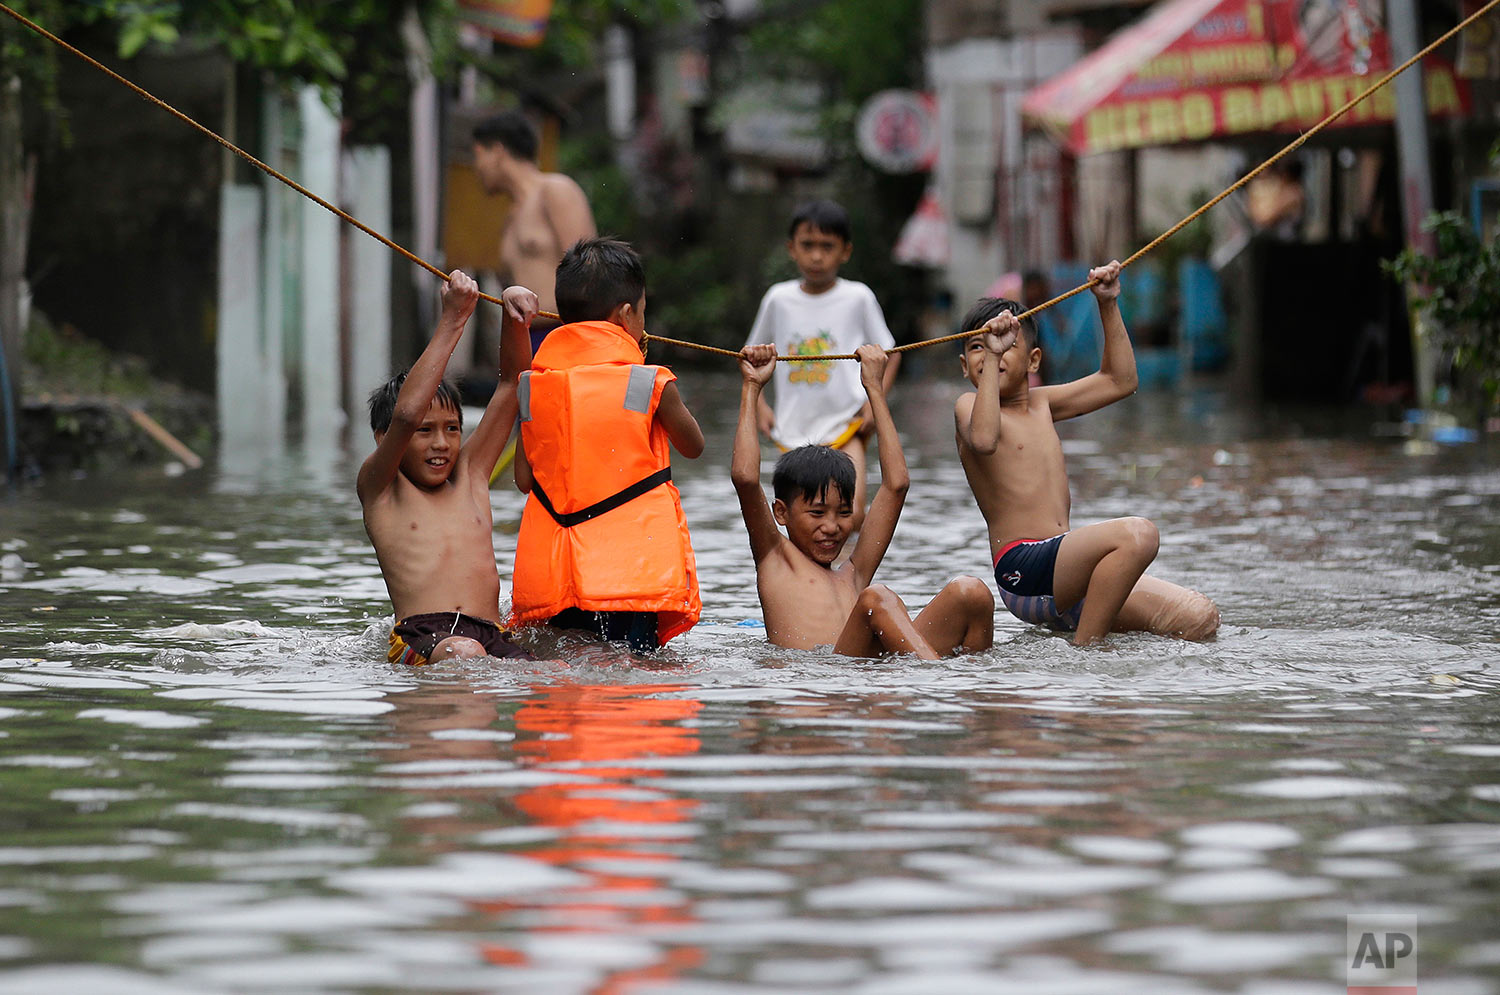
[1, 375, 1497, 993]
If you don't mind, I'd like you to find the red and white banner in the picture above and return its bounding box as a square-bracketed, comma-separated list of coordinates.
[1023, 0, 1472, 156]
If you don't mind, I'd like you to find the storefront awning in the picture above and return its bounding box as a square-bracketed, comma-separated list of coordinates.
[1021, 0, 1472, 156]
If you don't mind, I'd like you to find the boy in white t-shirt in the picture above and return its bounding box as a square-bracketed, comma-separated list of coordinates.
[744, 200, 899, 532]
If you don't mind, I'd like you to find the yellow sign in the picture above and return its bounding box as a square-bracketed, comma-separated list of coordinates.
[1082, 67, 1466, 155]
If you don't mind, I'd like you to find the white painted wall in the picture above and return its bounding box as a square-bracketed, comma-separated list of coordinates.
[927, 32, 1082, 309]
[346, 146, 393, 419]
[405, 9, 442, 330]
[298, 85, 343, 446]
[259, 90, 287, 452]
[216, 184, 264, 455]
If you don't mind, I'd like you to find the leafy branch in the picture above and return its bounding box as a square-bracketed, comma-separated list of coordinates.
[1386, 210, 1500, 414]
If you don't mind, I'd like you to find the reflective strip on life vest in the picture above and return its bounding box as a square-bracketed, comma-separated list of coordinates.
[518, 371, 532, 422]
[623, 365, 654, 414]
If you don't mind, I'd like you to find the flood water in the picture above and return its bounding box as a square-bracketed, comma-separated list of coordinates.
[1, 372, 1497, 994]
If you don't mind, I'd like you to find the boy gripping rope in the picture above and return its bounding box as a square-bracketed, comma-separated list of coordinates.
[954, 261, 1219, 646]
[509, 237, 705, 653]
[359, 271, 537, 665]
[734, 342, 993, 659]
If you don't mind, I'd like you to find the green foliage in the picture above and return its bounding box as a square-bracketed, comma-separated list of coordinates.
[743, 0, 923, 106]
[108, 1, 350, 79]
[557, 134, 636, 237]
[1386, 212, 1500, 414]
[1, 1, 105, 113]
[23, 311, 156, 399]
[2, 0, 457, 141]
[647, 244, 736, 348]
[533, 0, 689, 68]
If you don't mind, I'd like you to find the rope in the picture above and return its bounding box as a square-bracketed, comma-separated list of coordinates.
[0, 1, 561, 320]
[6, 0, 1494, 360]
[640, 333, 742, 359]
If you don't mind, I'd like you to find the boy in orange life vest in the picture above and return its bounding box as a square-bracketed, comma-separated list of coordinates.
[509, 237, 705, 653]
[732, 342, 995, 658]
[359, 270, 539, 666]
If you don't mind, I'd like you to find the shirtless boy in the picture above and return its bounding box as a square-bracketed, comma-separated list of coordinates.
[733, 342, 994, 659]
[358, 270, 538, 666]
[472, 111, 596, 347]
[954, 261, 1220, 647]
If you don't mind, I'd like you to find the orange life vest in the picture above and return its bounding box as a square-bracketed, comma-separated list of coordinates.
[508, 321, 701, 642]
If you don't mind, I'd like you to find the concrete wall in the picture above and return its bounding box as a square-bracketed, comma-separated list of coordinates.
[926, 32, 1082, 309]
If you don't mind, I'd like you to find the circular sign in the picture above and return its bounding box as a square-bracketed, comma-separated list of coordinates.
[856, 90, 937, 174]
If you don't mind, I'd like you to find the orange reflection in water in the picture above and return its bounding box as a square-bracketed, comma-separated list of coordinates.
[476, 682, 704, 991]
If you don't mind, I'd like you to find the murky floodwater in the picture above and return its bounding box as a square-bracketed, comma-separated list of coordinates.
[1, 373, 1497, 994]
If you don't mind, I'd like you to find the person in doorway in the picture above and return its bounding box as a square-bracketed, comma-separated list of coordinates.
[472, 110, 596, 350]
[509, 237, 705, 654]
[953, 261, 1220, 647]
[360, 270, 538, 666]
[733, 341, 994, 659]
[743, 199, 898, 534]
[1248, 160, 1306, 241]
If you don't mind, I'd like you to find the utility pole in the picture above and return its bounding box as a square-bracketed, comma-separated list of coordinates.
[0, 73, 29, 480]
[1386, 0, 1438, 407]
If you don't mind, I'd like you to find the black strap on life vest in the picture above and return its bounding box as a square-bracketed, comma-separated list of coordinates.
[530, 466, 673, 528]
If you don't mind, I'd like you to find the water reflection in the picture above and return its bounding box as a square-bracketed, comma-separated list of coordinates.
[380, 679, 704, 992]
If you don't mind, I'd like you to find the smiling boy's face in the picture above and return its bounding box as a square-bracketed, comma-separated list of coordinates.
[774, 484, 855, 566]
[387, 397, 462, 489]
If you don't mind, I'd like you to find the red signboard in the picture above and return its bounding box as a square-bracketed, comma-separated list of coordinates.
[1023, 0, 1472, 156]
[458, 0, 554, 49]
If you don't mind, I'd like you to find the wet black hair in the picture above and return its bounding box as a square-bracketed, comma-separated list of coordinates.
[367, 373, 463, 435]
[555, 236, 646, 324]
[957, 296, 1038, 354]
[788, 199, 852, 243]
[472, 110, 538, 162]
[772, 445, 855, 508]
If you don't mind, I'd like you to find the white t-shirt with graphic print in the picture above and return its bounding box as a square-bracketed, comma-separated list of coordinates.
[743, 278, 895, 449]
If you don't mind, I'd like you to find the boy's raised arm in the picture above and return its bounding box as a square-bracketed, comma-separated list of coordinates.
[1042, 260, 1138, 422]
[463, 285, 538, 478]
[732, 344, 785, 564]
[955, 312, 1019, 455]
[357, 270, 478, 504]
[848, 344, 908, 588]
[744, 294, 778, 439]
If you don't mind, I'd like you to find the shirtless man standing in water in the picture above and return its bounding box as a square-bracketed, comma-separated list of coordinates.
[472, 110, 596, 349]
